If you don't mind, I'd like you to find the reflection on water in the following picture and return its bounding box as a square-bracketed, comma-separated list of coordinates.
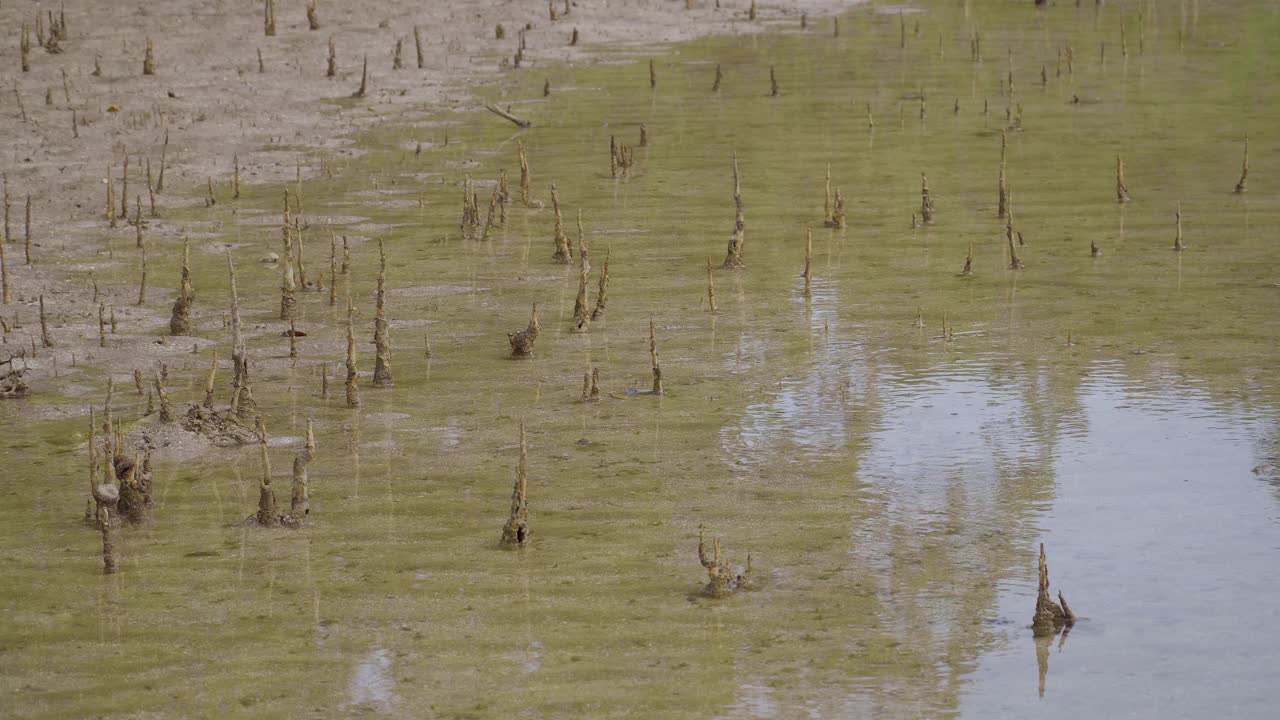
[961, 378, 1279, 719]
[723, 346, 1278, 717]
[344, 647, 399, 714]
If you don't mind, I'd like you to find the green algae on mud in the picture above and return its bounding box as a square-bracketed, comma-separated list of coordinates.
[3, 0, 1280, 717]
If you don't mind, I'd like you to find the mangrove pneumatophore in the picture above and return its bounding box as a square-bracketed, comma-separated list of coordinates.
[1031, 543, 1076, 637]
[508, 303, 540, 356]
[169, 238, 195, 336]
[697, 528, 754, 598]
[722, 153, 745, 269]
[1116, 155, 1131, 203]
[499, 422, 530, 545]
[372, 240, 393, 388]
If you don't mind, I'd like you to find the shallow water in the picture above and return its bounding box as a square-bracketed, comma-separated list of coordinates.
[3, 0, 1280, 717]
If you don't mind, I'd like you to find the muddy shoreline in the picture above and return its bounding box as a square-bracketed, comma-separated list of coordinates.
[0, 0, 861, 446]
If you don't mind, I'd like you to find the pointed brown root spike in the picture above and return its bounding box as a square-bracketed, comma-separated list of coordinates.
[99, 507, 116, 573]
[1173, 203, 1185, 252]
[155, 131, 168, 192]
[352, 55, 368, 98]
[458, 177, 476, 239]
[1007, 224, 1024, 270]
[920, 173, 935, 225]
[1032, 543, 1070, 637]
[517, 141, 533, 207]
[572, 213, 591, 332]
[154, 370, 173, 423]
[133, 196, 144, 248]
[326, 35, 337, 77]
[802, 228, 813, 295]
[232, 154, 241, 200]
[828, 187, 846, 229]
[135, 368, 146, 395]
[1234, 137, 1249, 193]
[712, 63, 722, 92]
[97, 303, 106, 346]
[697, 528, 735, 597]
[254, 418, 279, 527]
[169, 238, 194, 335]
[480, 187, 500, 240]
[413, 26, 425, 68]
[20, 23, 32, 72]
[328, 234, 338, 306]
[722, 153, 745, 269]
[706, 257, 717, 313]
[393, 38, 404, 70]
[591, 249, 609, 321]
[1058, 591, 1075, 622]
[24, 195, 32, 264]
[307, 0, 320, 31]
[499, 421, 530, 545]
[116, 456, 147, 524]
[550, 184, 572, 263]
[1090, 239, 1102, 258]
[39, 294, 53, 347]
[639, 124, 648, 148]
[543, 78, 551, 97]
[649, 59, 656, 90]
[106, 165, 117, 227]
[136, 235, 148, 306]
[203, 353, 217, 409]
[961, 241, 974, 276]
[145, 158, 157, 216]
[1116, 155, 1131, 203]
[823, 164, 832, 224]
[749, 0, 758, 21]
[280, 190, 296, 321]
[649, 317, 663, 396]
[769, 66, 779, 97]
[345, 299, 360, 408]
[228, 253, 257, 421]
[264, 0, 276, 36]
[291, 418, 315, 519]
[142, 36, 156, 75]
[120, 155, 132, 219]
[0, 232, 7, 305]
[588, 368, 600, 402]
[372, 240, 393, 387]
[998, 130, 1009, 218]
[508, 303, 540, 356]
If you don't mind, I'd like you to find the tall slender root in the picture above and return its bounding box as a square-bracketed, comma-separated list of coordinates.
[649, 316, 663, 396]
[572, 212, 591, 332]
[721, 153, 745, 269]
[499, 422, 530, 545]
[169, 238, 194, 335]
[591, 248, 609, 321]
[372, 240, 393, 387]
